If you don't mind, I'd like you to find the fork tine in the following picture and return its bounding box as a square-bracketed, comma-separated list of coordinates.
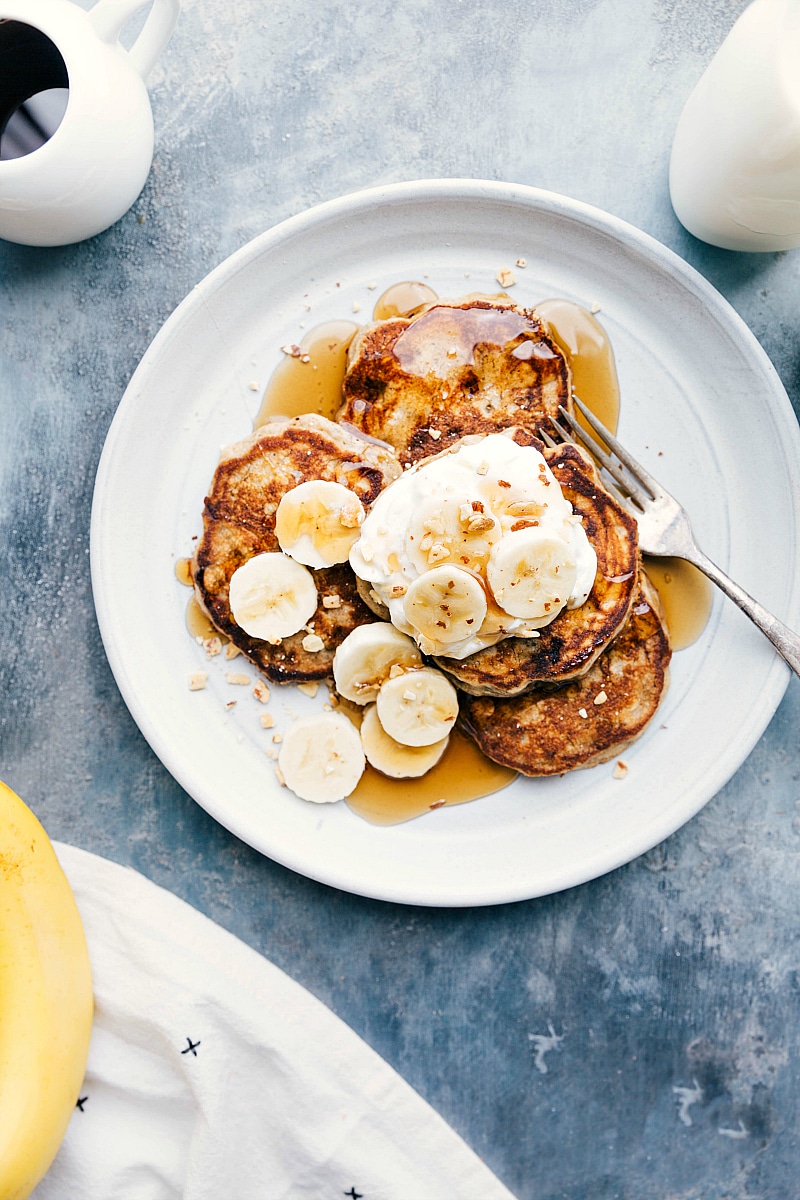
[539, 426, 560, 450]
[554, 407, 609, 465]
[571, 396, 659, 500]
[556, 404, 652, 509]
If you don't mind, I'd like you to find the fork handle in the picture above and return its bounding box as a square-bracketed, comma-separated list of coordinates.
[688, 548, 800, 677]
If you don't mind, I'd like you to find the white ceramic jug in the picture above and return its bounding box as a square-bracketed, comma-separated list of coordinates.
[669, 0, 800, 252]
[0, 0, 180, 246]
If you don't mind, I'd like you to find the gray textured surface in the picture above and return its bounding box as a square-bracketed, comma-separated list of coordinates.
[2, 1, 800, 1197]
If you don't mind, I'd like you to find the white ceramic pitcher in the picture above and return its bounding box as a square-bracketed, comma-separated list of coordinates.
[0, 0, 180, 246]
[669, 0, 800, 252]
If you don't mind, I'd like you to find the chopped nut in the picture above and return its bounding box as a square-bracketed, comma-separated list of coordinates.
[422, 514, 446, 535]
[226, 672, 250, 686]
[578, 707, 588, 719]
[428, 428, 442, 441]
[352, 300, 361, 313]
[302, 633, 325, 653]
[388, 663, 405, 679]
[510, 519, 538, 532]
[203, 636, 223, 657]
[496, 267, 516, 288]
[459, 502, 474, 524]
[272, 732, 283, 744]
[403, 689, 418, 701]
[339, 500, 364, 529]
[613, 760, 629, 780]
[266, 636, 282, 646]
[225, 700, 237, 710]
[515, 257, 527, 268]
[280, 343, 303, 358]
[248, 380, 259, 392]
[359, 541, 375, 563]
[252, 680, 271, 704]
[274, 764, 287, 787]
[297, 681, 319, 697]
[390, 584, 407, 597]
[593, 690, 608, 705]
[224, 643, 242, 660]
[477, 462, 489, 476]
[507, 500, 542, 517]
[260, 712, 276, 728]
[591, 301, 601, 314]
[188, 672, 208, 691]
[467, 514, 495, 533]
[427, 543, 451, 564]
[322, 594, 342, 609]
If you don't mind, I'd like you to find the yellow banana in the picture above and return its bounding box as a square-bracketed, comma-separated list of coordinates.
[0, 781, 93, 1200]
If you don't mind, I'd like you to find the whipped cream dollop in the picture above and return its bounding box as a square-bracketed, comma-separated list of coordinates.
[349, 433, 597, 659]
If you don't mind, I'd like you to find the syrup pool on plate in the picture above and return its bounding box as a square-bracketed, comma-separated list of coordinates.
[253, 320, 360, 427]
[642, 556, 713, 651]
[347, 728, 516, 826]
[536, 297, 620, 435]
[175, 557, 230, 642]
[372, 280, 438, 320]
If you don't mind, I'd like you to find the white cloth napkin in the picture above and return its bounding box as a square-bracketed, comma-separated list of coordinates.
[34, 844, 517, 1200]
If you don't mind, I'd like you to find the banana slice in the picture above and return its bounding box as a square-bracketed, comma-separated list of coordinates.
[487, 528, 578, 620]
[278, 712, 365, 803]
[360, 704, 449, 778]
[276, 480, 365, 568]
[402, 564, 487, 653]
[376, 666, 459, 747]
[229, 551, 317, 641]
[332, 621, 423, 704]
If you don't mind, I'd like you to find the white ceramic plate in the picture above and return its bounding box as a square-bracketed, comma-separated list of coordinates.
[91, 180, 800, 907]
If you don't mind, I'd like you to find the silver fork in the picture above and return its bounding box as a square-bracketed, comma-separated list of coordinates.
[545, 396, 800, 677]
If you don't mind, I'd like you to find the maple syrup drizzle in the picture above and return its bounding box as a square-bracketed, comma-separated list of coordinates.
[392, 303, 544, 379]
[253, 320, 359, 426]
[642, 556, 714, 650]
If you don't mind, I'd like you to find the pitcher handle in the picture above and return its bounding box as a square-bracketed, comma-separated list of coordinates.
[90, 0, 181, 78]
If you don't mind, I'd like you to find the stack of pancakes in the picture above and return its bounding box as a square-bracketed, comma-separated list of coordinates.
[193, 296, 671, 777]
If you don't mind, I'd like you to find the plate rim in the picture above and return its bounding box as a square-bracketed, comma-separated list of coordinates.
[91, 178, 799, 906]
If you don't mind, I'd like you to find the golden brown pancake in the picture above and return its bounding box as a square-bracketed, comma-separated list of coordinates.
[192, 414, 401, 683]
[459, 572, 671, 775]
[338, 296, 571, 464]
[435, 441, 639, 696]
